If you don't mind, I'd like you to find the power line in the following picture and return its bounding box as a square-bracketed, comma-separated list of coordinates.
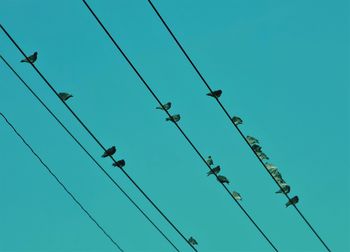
[0, 112, 124, 252]
[0, 25, 195, 252]
[79, 1, 278, 251]
[0, 55, 180, 252]
[145, 1, 331, 251]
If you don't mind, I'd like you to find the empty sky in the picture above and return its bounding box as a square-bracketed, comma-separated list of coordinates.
[0, 0, 349, 251]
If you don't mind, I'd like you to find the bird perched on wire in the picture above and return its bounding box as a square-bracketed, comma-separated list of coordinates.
[286, 196, 299, 207]
[188, 237, 198, 246]
[207, 165, 220, 176]
[232, 116, 243, 125]
[166, 114, 180, 123]
[246, 136, 259, 145]
[257, 151, 269, 160]
[20, 52, 38, 63]
[265, 163, 277, 171]
[156, 102, 171, 111]
[276, 183, 290, 194]
[232, 191, 242, 201]
[58, 92, 73, 101]
[217, 175, 229, 184]
[113, 159, 125, 168]
[251, 144, 262, 153]
[101, 146, 116, 158]
[206, 89, 222, 98]
[206, 156, 213, 166]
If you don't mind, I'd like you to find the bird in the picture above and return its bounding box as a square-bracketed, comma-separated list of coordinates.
[232, 116, 243, 125]
[246, 136, 259, 145]
[286, 196, 299, 207]
[156, 102, 171, 111]
[251, 144, 262, 153]
[206, 89, 222, 98]
[271, 169, 282, 179]
[257, 152, 269, 160]
[232, 191, 242, 201]
[207, 165, 220, 176]
[276, 183, 291, 194]
[166, 114, 181, 122]
[101, 146, 116, 158]
[188, 236, 198, 246]
[265, 163, 277, 171]
[206, 156, 213, 166]
[20, 52, 38, 63]
[58, 92, 73, 101]
[113, 159, 125, 168]
[217, 175, 229, 184]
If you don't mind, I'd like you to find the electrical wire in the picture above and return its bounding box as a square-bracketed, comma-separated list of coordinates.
[145, 1, 331, 251]
[79, 1, 278, 250]
[0, 54, 180, 252]
[0, 24, 195, 252]
[0, 112, 124, 252]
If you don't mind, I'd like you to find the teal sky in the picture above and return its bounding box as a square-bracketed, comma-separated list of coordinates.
[1, 0, 349, 251]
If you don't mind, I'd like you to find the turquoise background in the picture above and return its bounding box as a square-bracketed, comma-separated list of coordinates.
[0, 0, 349, 251]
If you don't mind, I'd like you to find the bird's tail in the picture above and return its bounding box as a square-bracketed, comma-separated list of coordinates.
[275, 190, 282, 194]
[206, 171, 212, 176]
[156, 106, 162, 110]
[20, 59, 26, 63]
[166, 118, 170, 121]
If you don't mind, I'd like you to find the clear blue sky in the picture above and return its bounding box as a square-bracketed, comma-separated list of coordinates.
[1, 0, 349, 251]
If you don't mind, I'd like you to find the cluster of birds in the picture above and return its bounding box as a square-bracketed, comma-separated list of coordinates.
[21, 53, 296, 250]
[21, 52, 127, 170]
[206, 155, 242, 201]
[231, 115, 299, 208]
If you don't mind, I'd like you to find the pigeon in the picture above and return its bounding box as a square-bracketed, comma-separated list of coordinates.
[206, 89, 222, 98]
[207, 165, 220, 176]
[246, 136, 259, 145]
[257, 152, 269, 160]
[206, 156, 213, 166]
[276, 183, 291, 194]
[285, 196, 299, 207]
[188, 236, 198, 246]
[217, 175, 229, 184]
[232, 116, 243, 125]
[166, 114, 181, 122]
[265, 163, 277, 171]
[232, 191, 242, 201]
[58, 92, 73, 101]
[113, 159, 125, 168]
[271, 169, 282, 178]
[251, 144, 262, 153]
[265, 163, 279, 174]
[101, 146, 116, 158]
[20, 52, 38, 63]
[156, 102, 171, 111]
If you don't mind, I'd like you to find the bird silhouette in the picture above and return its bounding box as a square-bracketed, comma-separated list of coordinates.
[156, 102, 171, 111]
[101, 146, 116, 158]
[20, 52, 38, 63]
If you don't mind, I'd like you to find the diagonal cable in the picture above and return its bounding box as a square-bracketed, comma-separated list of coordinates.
[79, 1, 278, 250]
[0, 112, 124, 252]
[0, 24, 196, 252]
[146, 1, 331, 251]
[0, 55, 180, 252]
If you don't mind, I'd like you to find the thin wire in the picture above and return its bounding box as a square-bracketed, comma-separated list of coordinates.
[0, 55, 180, 252]
[0, 24, 194, 252]
[0, 112, 124, 252]
[79, 1, 278, 251]
[145, 1, 332, 251]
